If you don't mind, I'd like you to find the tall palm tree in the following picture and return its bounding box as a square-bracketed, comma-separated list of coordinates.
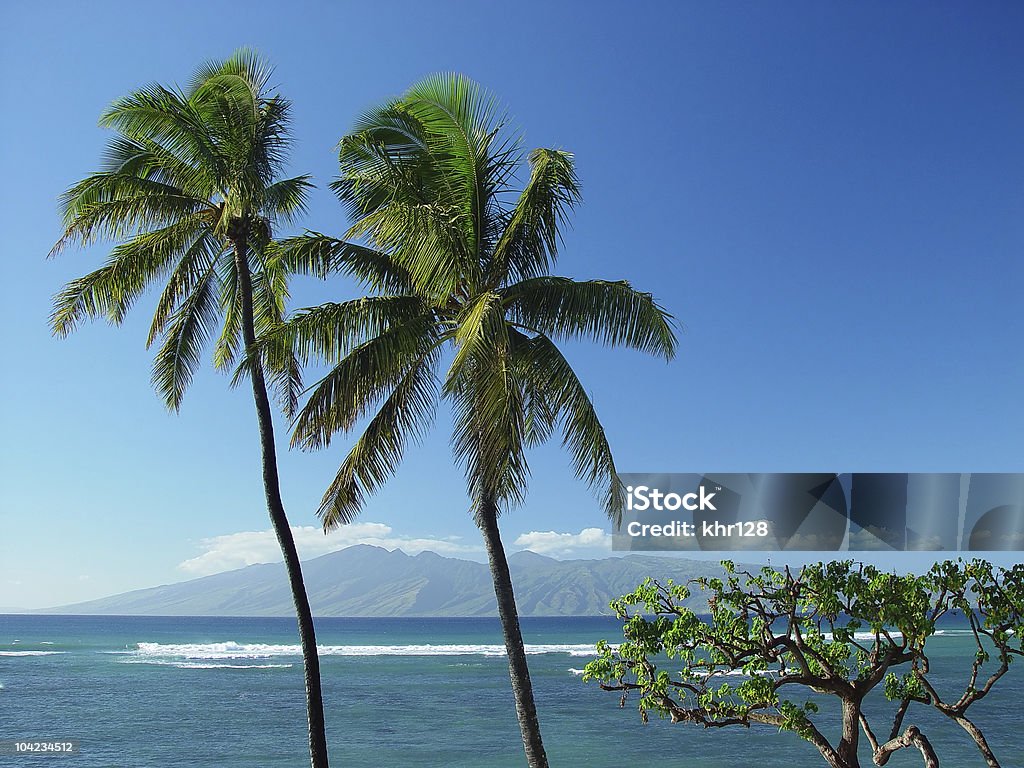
[272, 74, 677, 768]
[49, 50, 329, 768]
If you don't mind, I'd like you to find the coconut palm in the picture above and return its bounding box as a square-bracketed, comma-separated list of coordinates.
[272, 74, 677, 768]
[49, 50, 329, 768]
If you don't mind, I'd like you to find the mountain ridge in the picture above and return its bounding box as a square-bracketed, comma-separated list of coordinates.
[41, 544, 725, 617]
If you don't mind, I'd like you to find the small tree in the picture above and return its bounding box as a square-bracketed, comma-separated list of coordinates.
[584, 559, 1023, 768]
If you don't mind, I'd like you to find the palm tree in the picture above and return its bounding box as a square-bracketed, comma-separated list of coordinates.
[49, 50, 329, 768]
[272, 74, 677, 768]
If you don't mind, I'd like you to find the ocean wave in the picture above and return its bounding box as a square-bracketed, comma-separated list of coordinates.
[128, 641, 601, 660]
[0, 651, 66, 657]
[708, 668, 776, 678]
[124, 659, 294, 670]
[828, 629, 978, 641]
[568, 668, 585, 676]
[821, 631, 904, 642]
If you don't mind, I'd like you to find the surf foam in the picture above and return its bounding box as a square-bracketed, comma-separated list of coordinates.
[129, 641, 601, 660]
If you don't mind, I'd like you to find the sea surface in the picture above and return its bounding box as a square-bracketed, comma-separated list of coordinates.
[0, 615, 1020, 767]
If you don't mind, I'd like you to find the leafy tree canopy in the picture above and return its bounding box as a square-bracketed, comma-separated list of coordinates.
[584, 559, 1023, 768]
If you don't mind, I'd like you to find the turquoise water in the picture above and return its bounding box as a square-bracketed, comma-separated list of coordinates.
[0, 615, 1020, 767]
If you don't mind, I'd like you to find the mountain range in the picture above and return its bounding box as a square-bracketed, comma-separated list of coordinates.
[44, 545, 725, 617]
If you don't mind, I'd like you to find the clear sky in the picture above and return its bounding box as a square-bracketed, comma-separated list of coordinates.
[2, 2, 1022, 609]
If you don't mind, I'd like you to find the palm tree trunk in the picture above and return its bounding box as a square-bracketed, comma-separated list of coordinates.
[478, 497, 550, 768]
[234, 241, 330, 768]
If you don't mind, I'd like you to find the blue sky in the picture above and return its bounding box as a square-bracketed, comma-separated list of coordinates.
[2, 2, 1022, 609]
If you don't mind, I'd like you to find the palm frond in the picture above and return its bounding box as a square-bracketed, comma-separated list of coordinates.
[342, 199, 471, 301]
[50, 217, 207, 336]
[269, 296, 429, 367]
[444, 290, 506, 391]
[212, 255, 242, 371]
[146, 232, 224, 348]
[262, 175, 314, 221]
[399, 73, 506, 266]
[513, 332, 625, 523]
[265, 347, 304, 420]
[491, 149, 580, 283]
[150, 258, 221, 410]
[99, 136, 216, 199]
[504, 276, 677, 359]
[318, 350, 440, 528]
[291, 315, 441, 450]
[51, 174, 211, 255]
[99, 83, 225, 184]
[270, 233, 413, 291]
[251, 250, 303, 417]
[333, 121, 473, 300]
[449, 344, 529, 512]
[335, 76, 517, 297]
[189, 48, 273, 96]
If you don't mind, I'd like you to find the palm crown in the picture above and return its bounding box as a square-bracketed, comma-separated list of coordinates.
[273, 74, 677, 528]
[51, 49, 311, 412]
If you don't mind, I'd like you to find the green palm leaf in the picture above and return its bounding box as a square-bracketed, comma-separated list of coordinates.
[491, 148, 581, 283]
[318, 350, 440, 528]
[513, 331, 625, 522]
[291, 314, 441, 450]
[151, 256, 221, 410]
[270, 232, 414, 290]
[504, 276, 677, 359]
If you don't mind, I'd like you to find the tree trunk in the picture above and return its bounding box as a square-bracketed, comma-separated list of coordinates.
[478, 499, 550, 768]
[950, 714, 999, 768]
[234, 241, 330, 768]
[872, 726, 939, 768]
[837, 698, 862, 768]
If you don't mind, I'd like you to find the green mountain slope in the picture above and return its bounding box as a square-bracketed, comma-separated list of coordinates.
[45, 545, 725, 617]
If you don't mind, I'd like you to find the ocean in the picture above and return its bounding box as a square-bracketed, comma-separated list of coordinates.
[0, 615, 1020, 767]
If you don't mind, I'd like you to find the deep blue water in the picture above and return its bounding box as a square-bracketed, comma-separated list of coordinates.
[0, 615, 1020, 767]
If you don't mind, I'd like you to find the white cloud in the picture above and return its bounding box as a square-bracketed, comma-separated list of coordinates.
[179, 523, 481, 576]
[513, 527, 612, 557]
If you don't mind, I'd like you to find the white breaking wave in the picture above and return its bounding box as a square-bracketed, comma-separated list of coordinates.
[0, 651, 65, 657]
[128, 641, 601, 660]
[126, 660, 294, 670]
[707, 668, 777, 678]
[568, 668, 585, 676]
[822, 631, 904, 642]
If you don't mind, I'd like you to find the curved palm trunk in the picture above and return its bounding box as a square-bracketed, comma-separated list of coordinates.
[478, 498, 550, 768]
[234, 241, 330, 768]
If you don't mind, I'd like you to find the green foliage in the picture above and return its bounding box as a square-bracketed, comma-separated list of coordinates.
[50, 48, 310, 414]
[584, 559, 1024, 765]
[270, 73, 678, 528]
